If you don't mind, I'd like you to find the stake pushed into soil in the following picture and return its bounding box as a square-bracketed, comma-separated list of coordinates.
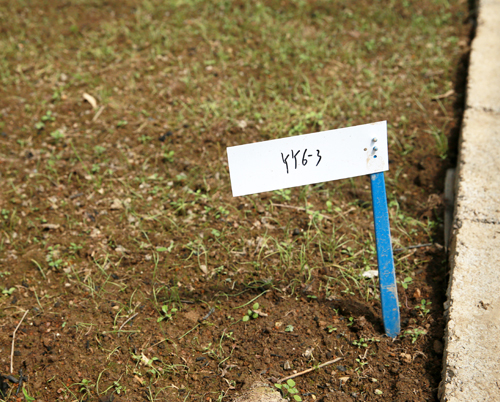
[370, 172, 400, 337]
[10, 310, 29, 374]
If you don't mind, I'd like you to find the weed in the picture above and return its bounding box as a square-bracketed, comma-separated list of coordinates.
[46, 246, 64, 270]
[352, 337, 379, 348]
[35, 110, 55, 130]
[285, 325, 294, 332]
[1, 209, 9, 220]
[69, 243, 83, 254]
[428, 125, 448, 160]
[402, 328, 427, 344]
[72, 378, 94, 399]
[275, 379, 302, 402]
[162, 148, 175, 162]
[157, 305, 178, 323]
[399, 276, 413, 290]
[139, 135, 152, 144]
[2, 287, 15, 296]
[242, 302, 260, 322]
[415, 299, 432, 317]
[22, 386, 36, 402]
[356, 358, 369, 368]
[273, 189, 292, 202]
[50, 130, 64, 141]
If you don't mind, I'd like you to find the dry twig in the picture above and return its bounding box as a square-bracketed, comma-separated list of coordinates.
[276, 357, 343, 384]
[11, 310, 29, 374]
[118, 312, 139, 331]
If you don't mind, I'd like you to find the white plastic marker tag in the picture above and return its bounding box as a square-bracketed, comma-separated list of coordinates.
[227, 121, 388, 197]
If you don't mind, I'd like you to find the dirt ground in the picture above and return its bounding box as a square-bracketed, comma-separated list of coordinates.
[0, 1, 472, 401]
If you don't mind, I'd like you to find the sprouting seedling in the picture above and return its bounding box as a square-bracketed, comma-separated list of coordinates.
[415, 299, 432, 316]
[242, 302, 260, 322]
[35, 111, 55, 130]
[50, 129, 64, 141]
[352, 338, 369, 348]
[157, 305, 178, 322]
[275, 379, 302, 402]
[402, 328, 427, 344]
[399, 276, 413, 289]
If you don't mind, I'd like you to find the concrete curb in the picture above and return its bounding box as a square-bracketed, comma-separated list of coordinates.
[439, 0, 500, 400]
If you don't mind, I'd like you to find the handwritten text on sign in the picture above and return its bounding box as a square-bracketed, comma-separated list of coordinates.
[227, 121, 388, 197]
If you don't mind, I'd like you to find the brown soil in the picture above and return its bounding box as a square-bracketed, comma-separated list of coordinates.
[0, 1, 472, 401]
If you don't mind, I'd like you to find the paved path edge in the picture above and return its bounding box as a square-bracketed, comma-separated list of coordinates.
[439, 0, 500, 401]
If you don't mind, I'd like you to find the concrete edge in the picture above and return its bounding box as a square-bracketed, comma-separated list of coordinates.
[439, 0, 500, 401]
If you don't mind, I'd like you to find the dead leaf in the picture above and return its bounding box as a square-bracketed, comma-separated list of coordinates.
[110, 198, 123, 210]
[115, 245, 129, 254]
[400, 352, 412, 363]
[83, 92, 97, 109]
[362, 269, 379, 279]
[199, 264, 209, 275]
[90, 228, 102, 238]
[339, 376, 350, 383]
[302, 347, 314, 358]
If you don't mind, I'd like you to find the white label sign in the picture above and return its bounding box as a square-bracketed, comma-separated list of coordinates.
[227, 121, 388, 197]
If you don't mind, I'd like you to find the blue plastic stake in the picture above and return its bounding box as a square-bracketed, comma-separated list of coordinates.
[370, 172, 400, 337]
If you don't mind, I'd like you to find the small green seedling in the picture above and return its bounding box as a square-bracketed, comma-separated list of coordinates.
[2, 287, 16, 296]
[69, 243, 83, 254]
[352, 338, 368, 348]
[242, 302, 260, 322]
[400, 276, 413, 289]
[50, 130, 64, 141]
[163, 149, 175, 162]
[326, 325, 337, 333]
[22, 386, 36, 401]
[46, 246, 63, 270]
[275, 379, 302, 402]
[356, 358, 368, 367]
[157, 305, 178, 322]
[1, 209, 9, 219]
[285, 325, 294, 332]
[415, 299, 432, 316]
[402, 328, 427, 344]
[42, 110, 55, 122]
